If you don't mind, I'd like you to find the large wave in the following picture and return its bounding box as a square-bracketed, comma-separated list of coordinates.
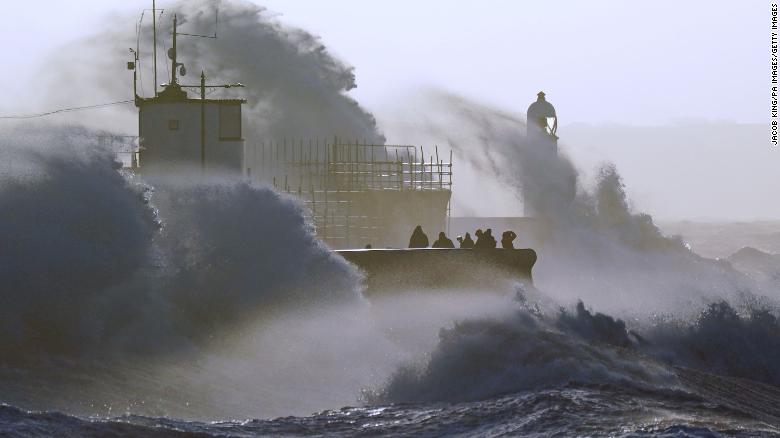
[0, 125, 160, 357]
[372, 296, 780, 404]
[367, 92, 780, 406]
[370, 299, 676, 404]
[4, 0, 779, 425]
[386, 91, 773, 319]
[0, 123, 361, 360]
[37, 0, 384, 143]
[362, 91, 780, 409]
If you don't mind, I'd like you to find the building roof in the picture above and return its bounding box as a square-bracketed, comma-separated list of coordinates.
[136, 97, 247, 106]
[135, 84, 246, 106]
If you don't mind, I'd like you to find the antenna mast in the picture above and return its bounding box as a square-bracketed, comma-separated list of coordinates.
[171, 14, 178, 85]
[152, 0, 158, 96]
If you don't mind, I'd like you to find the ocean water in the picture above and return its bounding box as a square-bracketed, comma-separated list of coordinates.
[2, 127, 780, 437]
[3, 295, 780, 437]
[5, 2, 778, 434]
[2, 372, 779, 437]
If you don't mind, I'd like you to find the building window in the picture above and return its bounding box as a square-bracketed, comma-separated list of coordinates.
[168, 119, 179, 130]
[219, 104, 242, 140]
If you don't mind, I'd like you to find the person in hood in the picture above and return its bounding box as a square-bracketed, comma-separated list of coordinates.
[432, 231, 455, 248]
[458, 232, 475, 248]
[501, 230, 517, 249]
[475, 228, 497, 248]
[408, 225, 429, 248]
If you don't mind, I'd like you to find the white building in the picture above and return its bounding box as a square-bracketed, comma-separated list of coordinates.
[137, 83, 245, 173]
[132, 14, 246, 174]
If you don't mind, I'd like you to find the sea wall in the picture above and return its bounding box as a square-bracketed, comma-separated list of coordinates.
[337, 248, 536, 293]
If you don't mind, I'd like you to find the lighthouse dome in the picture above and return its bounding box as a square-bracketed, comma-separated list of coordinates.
[527, 91, 556, 119]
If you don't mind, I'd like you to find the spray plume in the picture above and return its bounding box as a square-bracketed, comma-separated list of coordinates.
[3, 0, 779, 420]
[37, 0, 384, 143]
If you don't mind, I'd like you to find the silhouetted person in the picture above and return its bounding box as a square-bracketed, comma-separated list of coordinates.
[409, 225, 429, 248]
[485, 228, 497, 248]
[459, 232, 475, 249]
[501, 230, 517, 249]
[476, 228, 497, 249]
[474, 229, 487, 248]
[432, 231, 455, 248]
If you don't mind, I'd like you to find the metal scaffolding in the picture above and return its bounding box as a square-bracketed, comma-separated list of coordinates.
[247, 140, 452, 191]
[246, 139, 453, 247]
[111, 136, 453, 248]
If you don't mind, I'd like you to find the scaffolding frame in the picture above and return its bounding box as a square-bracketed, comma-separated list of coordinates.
[246, 139, 453, 247]
[247, 140, 453, 191]
[109, 136, 453, 248]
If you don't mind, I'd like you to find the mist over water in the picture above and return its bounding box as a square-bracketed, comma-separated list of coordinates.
[1, 1, 779, 434]
[0, 124, 364, 358]
[365, 91, 780, 408]
[0, 124, 518, 420]
[387, 91, 773, 318]
[0, 123, 373, 418]
[0, 1, 454, 419]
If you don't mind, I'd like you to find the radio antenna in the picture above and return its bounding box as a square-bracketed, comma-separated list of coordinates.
[153, 0, 158, 96]
[178, 2, 220, 39]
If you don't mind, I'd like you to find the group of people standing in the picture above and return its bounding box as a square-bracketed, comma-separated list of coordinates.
[408, 226, 517, 249]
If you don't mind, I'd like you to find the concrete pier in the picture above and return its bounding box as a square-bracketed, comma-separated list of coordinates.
[336, 248, 536, 294]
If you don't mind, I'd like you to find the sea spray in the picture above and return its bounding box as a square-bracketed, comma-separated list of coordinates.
[0, 124, 528, 419]
[3, 1, 779, 429]
[372, 297, 780, 405]
[383, 90, 771, 318]
[0, 124, 159, 356]
[370, 300, 679, 404]
[37, 0, 384, 143]
[365, 91, 780, 406]
[0, 124, 380, 417]
[0, 124, 362, 358]
[148, 174, 362, 339]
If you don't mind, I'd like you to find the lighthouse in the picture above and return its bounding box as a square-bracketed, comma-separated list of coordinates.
[526, 91, 558, 155]
[523, 91, 559, 217]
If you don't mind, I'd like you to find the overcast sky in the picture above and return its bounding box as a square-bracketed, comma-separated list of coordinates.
[0, 1, 776, 220]
[1, 0, 767, 124]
